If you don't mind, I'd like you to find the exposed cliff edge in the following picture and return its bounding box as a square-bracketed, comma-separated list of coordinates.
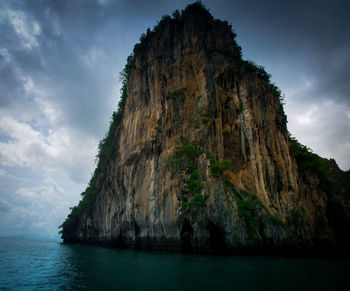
[60, 2, 350, 254]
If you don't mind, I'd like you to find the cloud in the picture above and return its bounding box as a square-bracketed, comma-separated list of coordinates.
[0, 8, 41, 49]
[0, 113, 97, 183]
[287, 100, 350, 170]
[0, 197, 12, 212]
[0, 176, 79, 237]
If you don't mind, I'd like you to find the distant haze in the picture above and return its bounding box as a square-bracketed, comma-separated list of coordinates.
[0, 0, 349, 239]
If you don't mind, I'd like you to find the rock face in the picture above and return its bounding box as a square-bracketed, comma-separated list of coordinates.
[61, 3, 349, 253]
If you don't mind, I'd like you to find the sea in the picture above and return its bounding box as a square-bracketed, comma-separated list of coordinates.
[0, 236, 349, 290]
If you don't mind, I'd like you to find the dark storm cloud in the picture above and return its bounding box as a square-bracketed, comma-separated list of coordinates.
[209, 0, 350, 52]
[206, 0, 350, 105]
[1, 0, 121, 137]
[0, 11, 44, 121]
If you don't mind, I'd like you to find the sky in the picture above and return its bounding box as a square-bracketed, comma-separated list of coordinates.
[0, 0, 349, 239]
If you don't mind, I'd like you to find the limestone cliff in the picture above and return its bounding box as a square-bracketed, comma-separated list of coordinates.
[60, 2, 350, 253]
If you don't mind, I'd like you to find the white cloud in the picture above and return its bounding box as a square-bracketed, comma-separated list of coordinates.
[15, 177, 64, 203]
[16, 188, 39, 199]
[286, 99, 350, 170]
[295, 104, 318, 125]
[1, 9, 41, 49]
[0, 113, 97, 183]
[0, 66, 97, 183]
[0, 48, 11, 62]
[0, 176, 80, 237]
[81, 47, 104, 65]
[22, 78, 63, 125]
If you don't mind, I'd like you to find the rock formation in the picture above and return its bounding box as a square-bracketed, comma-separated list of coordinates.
[60, 2, 350, 254]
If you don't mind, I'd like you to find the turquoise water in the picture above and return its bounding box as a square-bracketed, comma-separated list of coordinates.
[0, 237, 349, 290]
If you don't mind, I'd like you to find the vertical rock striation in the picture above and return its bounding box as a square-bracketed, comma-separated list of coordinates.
[61, 3, 349, 254]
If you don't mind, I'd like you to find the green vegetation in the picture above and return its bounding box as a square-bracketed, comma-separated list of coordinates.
[170, 138, 206, 213]
[244, 60, 271, 82]
[97, 113, 120, 170]
[203, 150, 231, 178]
[173, 143, 232, 179]
[133, 2, 215, 54]
[131, 1, 240, 68]
[209, 47, 242, 60]
[168, 90, 182, 100]
[211, 160, 231, 177]
[132, 0, 286, 120]
[240, 189, 258, 201]
[211, 47, 285, 107]
[222, 179, 260, 234]
[234, 193, 258, 230]
[234, 190, 286, 233]
[170, 138, 200, 171]
[183, 194, 206, 211]
[290, 136, 350, 239]
[222, 182, 285, 235]
[59, 55, 133, 237]
[154, 125, 162, 132]
[290, 136, 331, 192]
[116, 55, 133, 119]
[132, 0, 286, 116]
[243, 60, 285, 107]
[187, 170, 202, 194]
[269, 215, 284, 226]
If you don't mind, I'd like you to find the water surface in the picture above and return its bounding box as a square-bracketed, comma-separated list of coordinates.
[0, 237, 349, 290]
